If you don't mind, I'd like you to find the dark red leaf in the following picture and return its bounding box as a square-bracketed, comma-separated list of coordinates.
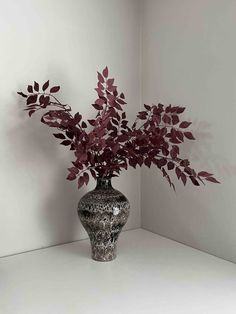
[42, 80, 49, 91]
[172, 115, 179, 125]
[198, 171, 213, 177]
[78, 176, 84, 189]
[116, 98, 127, 105]
[102, 66, 108, 78]
[144, 158, 152, 168]
[74, 112, 82, 124]
[53, 133, 65, 139]
[27, 94, 37, 105]
[67, 173, 76, 181]
[81, 121, 87, 128]
[88, 119, 96, 126]
[144, 104, 151, 111]
[184, 132, 195, 140]
[97, 72, 104, 83]
[95, 98, 105, 106]
[17, 92, 27, 98]
[34, 81, 39, 92]
[205, 177, 220, 183]
[176, 107, 185, 114]
[50, 86, 60, 93]
[113, 102, 123, 110]
[184, 167, 193, 175]
[167, 161, 175, 170]
[190, 176, 200, 186]
[60, 140, 71, 146]
[175, 167, 182, 179]
[107, 78, 114, 86]
[92, 103, 103, 110]
[163, 114, 171, 124]
[181, 173, 187, 186]
[90, 169, 97, 179]
[176, 131, 184, 142]
[83, 172, 89, 185]
[112, 118, 119, 126]
[118, 135, 128, 142]
[29, 110, 35, 117]
[179, 121, 192, 128]
[95, 87, 104, 97]
[27, 85, 33, 93]
[66, 131, 74, 139]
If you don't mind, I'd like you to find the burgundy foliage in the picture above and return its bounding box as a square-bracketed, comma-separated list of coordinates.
[17, 67, 219, 189]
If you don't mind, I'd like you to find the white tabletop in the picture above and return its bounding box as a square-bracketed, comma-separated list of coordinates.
[1, 229, 236, 314]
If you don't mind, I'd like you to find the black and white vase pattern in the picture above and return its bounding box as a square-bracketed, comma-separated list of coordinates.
[78, 177, 130, 262]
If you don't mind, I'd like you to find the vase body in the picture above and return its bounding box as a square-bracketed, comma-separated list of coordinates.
[78, 177, 130, 261]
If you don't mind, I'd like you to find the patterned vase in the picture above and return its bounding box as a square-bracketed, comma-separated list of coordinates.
[78, 177, 130, 262]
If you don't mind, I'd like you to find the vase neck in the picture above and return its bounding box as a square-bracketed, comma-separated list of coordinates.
[95, 177, 113, 190]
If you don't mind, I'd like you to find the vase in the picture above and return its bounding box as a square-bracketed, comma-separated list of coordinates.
[78, 177, 130, 261]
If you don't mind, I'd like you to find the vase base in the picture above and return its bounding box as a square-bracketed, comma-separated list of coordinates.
[91, 245, 117, 262]
[92, 254, 116, 262]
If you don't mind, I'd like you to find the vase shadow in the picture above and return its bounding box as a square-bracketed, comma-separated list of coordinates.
[180, 118, 236, 180]
[7, 97, 89, 257]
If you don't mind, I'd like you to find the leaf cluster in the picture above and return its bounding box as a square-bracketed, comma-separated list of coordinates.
[17, 67, 219, 189]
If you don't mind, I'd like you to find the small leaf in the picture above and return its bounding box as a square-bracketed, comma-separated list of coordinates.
[181, 173, 187, 186]
[27, 94, 37, 105]
[29, 110, 35, 117]
[172, 115, 179, 125]
[17, 92, 27, 98]
[175, 167, 182, 179]
[74, 112, 82, 124]
[42, 80, 49, 91]
[163, 114, 171, 124]
[81, 121, 87, 128]
[90, 169, 97, 179]
[60, 140, 71, 146]
[205, 177, 220, 183]
[34, 81, 39, 92]
[88, 119, 96, 126]
[27, 85, 33, 93]
[53, 133, 65, 139]
[92, 103, 103, 110]
[97, 72, 104, 83]
[107, 78, 114, 86]
[50, 86, 60, 93]
[144, 104, 151, 111]
[190, 176, 200, 186]
[176, 107, 185, 114]
[179, 121, 192, 128]
[116, 98, 127, 105]
[198, 171, 213, 177]
[95, 98, 105, 106]
[83, 172, 89, 185]
[66, 131, 74, 139]
[167, 161, 175, 170]
[78, 176, 84, 189]
[184, 132, 195, 140]
[67, 173, 76, 181]
[102, 66, 108, 78]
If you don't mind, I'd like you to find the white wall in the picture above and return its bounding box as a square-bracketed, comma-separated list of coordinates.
[0, 0, 142, 257]
[142, 0, 236, 263]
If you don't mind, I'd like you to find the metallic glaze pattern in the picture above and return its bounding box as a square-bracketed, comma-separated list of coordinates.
[78, 178, 130, 261]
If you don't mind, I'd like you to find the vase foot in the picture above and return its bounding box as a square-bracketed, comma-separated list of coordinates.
[91, 244, 117, 262]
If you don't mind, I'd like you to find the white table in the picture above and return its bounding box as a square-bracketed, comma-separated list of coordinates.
[1, 229, 236, 314]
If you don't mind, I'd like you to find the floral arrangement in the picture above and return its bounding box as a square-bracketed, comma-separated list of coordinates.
[17, 67, 219, 189]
